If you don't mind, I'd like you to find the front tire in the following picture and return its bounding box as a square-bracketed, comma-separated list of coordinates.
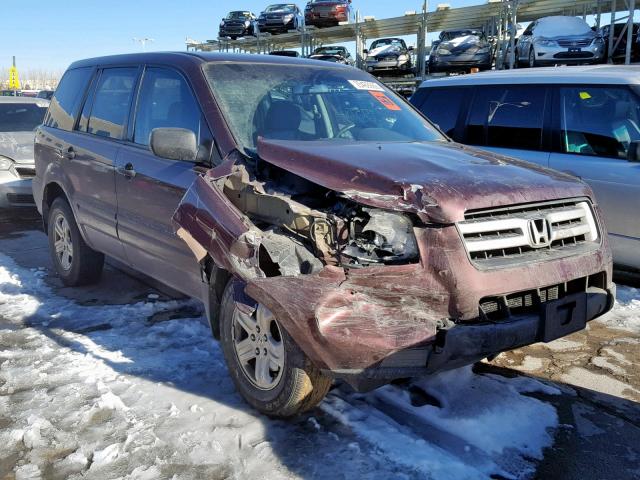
[47, 197, 104, 286]
[219, 279, 331, 417]
[529, 48, 537, 68]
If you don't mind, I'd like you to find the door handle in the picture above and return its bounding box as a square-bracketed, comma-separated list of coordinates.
[117, 162, 136, 179]
[56, 146, 76, 160]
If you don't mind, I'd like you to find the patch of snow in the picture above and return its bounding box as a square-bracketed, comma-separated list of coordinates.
[560, 367, 640, 399]
[519, 355, 545, 372]
[597, 285, 640, 333]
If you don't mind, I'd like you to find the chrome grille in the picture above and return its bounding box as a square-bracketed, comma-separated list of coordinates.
[557, 38, 592, 48]
[458, 199, 599, 268]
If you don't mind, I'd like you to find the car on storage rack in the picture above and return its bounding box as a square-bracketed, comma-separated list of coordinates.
[219, 11, 257, 39]
[308, 45, 354, 65]
[33, 52, 614, 417]
[428, 28, 492, 73]
[257, 4, 304, 35]
[364, 38, 414, 75]
[516, 16, 605, 67]
[304, 0, 353, 28]
[0, 97, 49, 208]
[598, 22, 640, 63]
[411, 65, 640, 272]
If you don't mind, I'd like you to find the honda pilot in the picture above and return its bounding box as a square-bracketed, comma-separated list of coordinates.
[34, 53, 615, 417]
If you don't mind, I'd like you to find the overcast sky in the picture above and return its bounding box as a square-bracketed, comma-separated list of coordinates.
[4, 0, 486, 72]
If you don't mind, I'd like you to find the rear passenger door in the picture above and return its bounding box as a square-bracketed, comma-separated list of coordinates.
[463, 84, 551, 166]
[68, 66, 140, 260]
[548, 84, 640, 269]
[114, 66, 214, 298]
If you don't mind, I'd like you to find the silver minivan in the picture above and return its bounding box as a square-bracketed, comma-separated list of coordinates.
[411, 65, 640, 271]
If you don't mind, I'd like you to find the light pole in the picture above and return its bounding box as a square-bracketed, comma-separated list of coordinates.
[133, 37, 155, 51]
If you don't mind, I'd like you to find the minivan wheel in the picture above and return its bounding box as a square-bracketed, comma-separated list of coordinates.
[529, 48, 537, 68]
[47, 198, 104, 286]
[219, 279, 332, 417]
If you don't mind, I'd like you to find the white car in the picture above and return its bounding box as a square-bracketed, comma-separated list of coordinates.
[516, 16, 605, 67]
[0, 97, 49, 208]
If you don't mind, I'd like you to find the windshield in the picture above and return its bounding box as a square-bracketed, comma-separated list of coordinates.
[371, 39, 405, 50]
[226, 11, 251, 19]
[440, 30, 484, 41]
[265, 4, 294, 12]
[314, 47, 345, 55]
[204, 63, 443, 155]
[0, 103, 48, 132]
[536, 17, 592, 37]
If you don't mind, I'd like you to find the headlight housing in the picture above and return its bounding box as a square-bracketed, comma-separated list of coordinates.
[220, 20, 225, 27]
[436, 48, 451, 56]
[283, 13, 295, 23]
[245, 20, 251, 27]
[535, 38, 558, 47]
[0, 156, 14, 171]
[341, 209, 419, 266]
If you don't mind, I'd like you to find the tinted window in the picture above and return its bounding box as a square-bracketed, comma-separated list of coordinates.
[560, 86, 640, 159]
[0, 103, 48, 132]
[414, 87, 465, 138]
[466, 86, 545, 150]
[133, 68, 201, 146]
[87, 68, 138, 139]
[44, 67, 92, 131]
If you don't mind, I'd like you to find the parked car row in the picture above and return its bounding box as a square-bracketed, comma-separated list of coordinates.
[218, 1, 353, 39]
[25, 52, 618, 419]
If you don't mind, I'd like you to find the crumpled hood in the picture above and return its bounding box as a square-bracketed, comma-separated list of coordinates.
[368, 44, 403, 58]
[256, 138, 593, 223]
[0, 131, 35, 164]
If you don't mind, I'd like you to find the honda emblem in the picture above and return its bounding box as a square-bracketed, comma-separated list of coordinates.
[528, 218, 552, 248]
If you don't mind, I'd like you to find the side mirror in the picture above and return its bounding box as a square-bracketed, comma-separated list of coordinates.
[150, 128, 198, 162]
[627, 141, 640, 162]
[408, 46, 415, 51]
[363, 49, 369, 54]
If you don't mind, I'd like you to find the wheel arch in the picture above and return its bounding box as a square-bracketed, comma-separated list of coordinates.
[42, 182, 69, 231]
[204, 256, 233, 339]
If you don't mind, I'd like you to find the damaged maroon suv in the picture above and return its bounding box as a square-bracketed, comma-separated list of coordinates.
[33, 53, 615, 417]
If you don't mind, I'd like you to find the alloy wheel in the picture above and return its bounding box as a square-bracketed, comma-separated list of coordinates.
[232, 303, 285, 391]
[53, 213, 73, 271]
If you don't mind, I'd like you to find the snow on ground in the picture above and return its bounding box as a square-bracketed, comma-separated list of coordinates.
[598, 285, 640, 334]
[1, 248, 634, 479]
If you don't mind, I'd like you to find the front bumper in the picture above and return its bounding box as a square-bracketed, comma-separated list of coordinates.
[0, 170, 35, 208]
[366, 58, 412, 73]
[245, 222, 614, 391]
[306, 12, 348, 27]
[534, 43, 605, 64]
[429, 53, 492, 72]
[258, 19, 295, 33]
[219, 25, 253, 38]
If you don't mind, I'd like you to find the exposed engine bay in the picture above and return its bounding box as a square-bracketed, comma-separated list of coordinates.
[218, 154, 420, 278]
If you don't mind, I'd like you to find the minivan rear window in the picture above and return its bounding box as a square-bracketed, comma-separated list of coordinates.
[45, 67, 93, 131]
[466, 85, 546, 150]
[412, 87, 466, 138]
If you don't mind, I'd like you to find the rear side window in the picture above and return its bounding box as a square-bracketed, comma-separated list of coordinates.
[559, 86, 640, 159]
[413, 87, 466, 138]
[133, 68, 201, 146]
[87, 68, 138, 139]
[44, 67, 93, 131]
[466, 85, 546, 150]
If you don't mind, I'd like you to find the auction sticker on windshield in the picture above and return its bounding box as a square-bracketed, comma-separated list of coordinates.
[369, 91, 401, 111]
[348, 80, 385, 92]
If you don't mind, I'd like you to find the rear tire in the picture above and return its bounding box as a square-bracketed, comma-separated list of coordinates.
[219, 279, 332, 417]
[47, 197, 104, 286]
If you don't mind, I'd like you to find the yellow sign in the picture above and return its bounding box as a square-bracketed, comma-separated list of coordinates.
[579, 91, 592, 100]
[8, 65, 20, 90]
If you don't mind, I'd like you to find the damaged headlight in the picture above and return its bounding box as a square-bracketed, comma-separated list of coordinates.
[341, 209, 419, 266]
